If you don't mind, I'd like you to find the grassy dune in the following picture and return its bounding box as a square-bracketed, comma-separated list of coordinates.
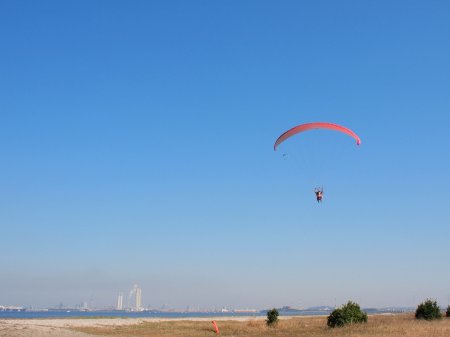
[72, 313, 450, 337]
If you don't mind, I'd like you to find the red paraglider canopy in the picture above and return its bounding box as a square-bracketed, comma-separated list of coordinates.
[274, 122, 361, 151]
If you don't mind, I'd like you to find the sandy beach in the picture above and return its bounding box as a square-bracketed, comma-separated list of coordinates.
[0, 316, 267, 337]
[0, 318, 133, 337]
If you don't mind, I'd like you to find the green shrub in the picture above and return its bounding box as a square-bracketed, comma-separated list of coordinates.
[446, 305, 450, 318]
[266, 308, 279, 327]
[327, 301, 368, 328]
[415, 299, 442, 320]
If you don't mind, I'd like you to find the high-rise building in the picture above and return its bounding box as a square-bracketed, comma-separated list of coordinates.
[117, 293, 123, 310]
[129, 284, 142, 311]
[135, 286, 142, 311]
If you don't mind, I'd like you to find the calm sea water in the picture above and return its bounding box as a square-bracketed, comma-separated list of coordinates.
[0, 310, 331, 319]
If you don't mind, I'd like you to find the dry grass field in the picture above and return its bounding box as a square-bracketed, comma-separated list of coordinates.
[72, 313, 450, 337]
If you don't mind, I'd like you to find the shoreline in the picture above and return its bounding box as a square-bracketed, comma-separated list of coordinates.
[0, 315, 316, 337]
[0, 314, 401, 337]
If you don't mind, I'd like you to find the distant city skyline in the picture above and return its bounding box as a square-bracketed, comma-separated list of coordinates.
[2, 281, 449, 311]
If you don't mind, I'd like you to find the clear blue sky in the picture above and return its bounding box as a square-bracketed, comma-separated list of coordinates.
[1, 0, 449, 310]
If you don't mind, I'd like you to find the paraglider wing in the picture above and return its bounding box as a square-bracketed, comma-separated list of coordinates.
[274, 122, 361, 151]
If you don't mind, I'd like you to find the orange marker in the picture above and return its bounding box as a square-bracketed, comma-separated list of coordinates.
[211, 320, 220, 334]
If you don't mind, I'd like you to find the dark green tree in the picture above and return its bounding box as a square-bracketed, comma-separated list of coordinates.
[415, 299, 442, 320]
[445, 305, 449, 318]
[327, 301, 368, 328]
[266, 308, 279, 327]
